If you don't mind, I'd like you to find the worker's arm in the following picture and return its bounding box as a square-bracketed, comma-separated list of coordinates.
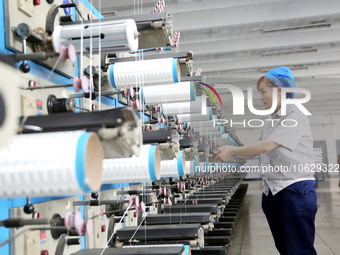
[214, 139, 280, 162]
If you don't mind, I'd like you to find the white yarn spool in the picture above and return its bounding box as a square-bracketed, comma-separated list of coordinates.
[176, 107, 213, 123]
[195, 96, 205, 113]
[140, 81, 195, 105]
[161, 102, 190, 116]
[199, 162, 208, 174]
[53, 19, 138, 53]
[102, 144, 161, 184]
[185, 161, 191, 175]
[201, 94, 207, 114]
[0, 131, 103, 197]
[193, 159, 200, 175]
[160, 150, 186, 177]
[161, 97, 202, 116]
[107, 58, 180, 88]
[0, 62, 19, 148]
[185, 160, 199, 176]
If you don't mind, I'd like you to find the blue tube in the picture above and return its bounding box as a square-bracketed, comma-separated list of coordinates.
[75, 132, 93, 192]
[148, 145, 159, 181]
[193, 159, 199, 174]
[208, 108, 212, 120]
[190, 82, 196, 101]
[109, 64, 116, 88]
[160, 104, 164, 115]
[177, 150, 185, 176]
[140, 87, 145, 104]
[172, 58, 179, 83]
[184, 245, 190, 255]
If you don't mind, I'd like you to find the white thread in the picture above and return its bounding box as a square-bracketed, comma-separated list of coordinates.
[185, 161, 193, 175]
[100, 201, 133, 255]
[160, 159, 179, 178]
[0, 131, 103, 197]
[162, 97, 202, 116]
[98, 0, 102, 111]
[128, 192, 161, 243]
[160, 153, 185, 178]
[108, 58, 180, 88]
[142, 82, 194, 105]
[102, 145, 161, 184]
[52, 19, 138, 54]
[89, 1, 93, 112]
[177, 111, 212, 123]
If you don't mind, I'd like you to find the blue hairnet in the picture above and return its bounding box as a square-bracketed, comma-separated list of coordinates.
[264, 66, 296, 98]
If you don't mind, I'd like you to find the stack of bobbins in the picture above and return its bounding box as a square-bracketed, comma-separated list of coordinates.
[59, 44, 76, 64]
[122, 87, 141, 110]
[72, 76, 89, 92]
[153, 0, 165, 13]
[159, 187, 172, 206]
[129, 196, 146, 214]
[176, 124, 183, 131]
[163, 197, 172, 206]
[156, 47, 163, 53]
[158, 116, 165, 126]
[177, 182, 186, 192]
[64, 211, 93, 236]
[60, 43, 90, 93]
[172, 32, 180, 48]
[195, 68, 202, 76]
[161, 187, 167, 196]
[200, 178, 204, 189]
[154, 106, 165, 125]
[205, 176, 210, 186]
[154, 0, 166, 52]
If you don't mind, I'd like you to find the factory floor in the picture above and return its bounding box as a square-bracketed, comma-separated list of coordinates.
[228, 178, 340, 255]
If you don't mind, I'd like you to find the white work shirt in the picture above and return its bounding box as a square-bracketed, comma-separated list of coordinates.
[259, 104, 315, 196]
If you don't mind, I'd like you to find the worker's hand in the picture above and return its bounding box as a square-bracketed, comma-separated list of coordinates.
[214, 146, 235, 162]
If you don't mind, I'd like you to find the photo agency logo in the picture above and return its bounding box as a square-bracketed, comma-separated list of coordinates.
[213, 85, 312, 128]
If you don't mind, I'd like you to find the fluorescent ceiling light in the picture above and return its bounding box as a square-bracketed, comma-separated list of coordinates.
[261, 23, 331, 33]
[260, 48, 318, 57]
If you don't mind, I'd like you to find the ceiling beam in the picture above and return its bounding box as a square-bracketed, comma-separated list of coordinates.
[180, 23, 340, 49]
[179, 29, 340, 64]
[203, 63, 340, 79]
[198, 50, 340, 73]
[95, 0, 283, 16]
[173, 0, 340, 31]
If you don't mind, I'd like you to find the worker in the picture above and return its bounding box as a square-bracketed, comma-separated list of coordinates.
[214, 66, 317, 255]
